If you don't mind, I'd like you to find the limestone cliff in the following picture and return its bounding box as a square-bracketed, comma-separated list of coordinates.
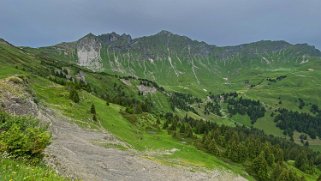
[76, 33, 103, 72]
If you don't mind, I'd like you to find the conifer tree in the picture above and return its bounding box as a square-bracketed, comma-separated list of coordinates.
[184, 124, 193, 138]
[295, 152, 310, 172]
[248, 151, 269, 181]
[208, 139, 219, 155]
[93, 114, 97, 122]
[179, 123, 186, 133]
[69, 88, 80, 103]
[91, 104, 96, 115]
[271, 163, 283, 181]
[156, 119, 161, 125]
[163, 120, 169, 129]
[263, 144, 275, 166]
[169, 120, 177, 131]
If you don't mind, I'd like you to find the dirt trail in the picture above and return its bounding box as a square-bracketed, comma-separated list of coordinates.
[0, 76, 246, 181]
[39, 108, 247, 181]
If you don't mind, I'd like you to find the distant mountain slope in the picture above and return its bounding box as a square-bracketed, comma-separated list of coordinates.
[49, 31, 321, 61]
[26, 31, 321, 97]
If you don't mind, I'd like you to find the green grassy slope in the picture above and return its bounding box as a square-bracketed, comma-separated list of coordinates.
[0, 158, 66, 181]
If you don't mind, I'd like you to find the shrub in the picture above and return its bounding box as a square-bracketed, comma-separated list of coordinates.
[0, 111, 51, 163]
[8, 76, 24, 84]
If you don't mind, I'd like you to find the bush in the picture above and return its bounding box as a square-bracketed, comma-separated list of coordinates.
[8, 76, 24, 84]
[0, 111, 51, 163]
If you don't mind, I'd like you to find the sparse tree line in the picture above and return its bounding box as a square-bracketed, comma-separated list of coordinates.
[274, 107, 321, 139]
[109, 83, 154, 114]
[67, 81, 154, 114]
[40, 62, 155, 114]
[20, 55, 156, 115]
[169, 92, 201, 113]
[208, 92, 266, 123]
[266, 75, 287, 83]
[117, 75, 165, 92]
[160, 113, 321, 181]
[50, 68, 92, 92]
[138, 78, 165, 91]
[226, 96, 266, 124]
[204, 101, 222, 116]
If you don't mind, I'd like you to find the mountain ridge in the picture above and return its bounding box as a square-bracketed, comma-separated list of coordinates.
[15, 30, 321, 97]
[50, 31, 321, 56]
[43, 31, 321, 72]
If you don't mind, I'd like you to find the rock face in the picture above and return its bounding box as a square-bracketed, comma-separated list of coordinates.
[74, 32, 134, 72]
[76, 33, 103, 72]
[0, 76, 38, 116]
[137, 85, 157, 95]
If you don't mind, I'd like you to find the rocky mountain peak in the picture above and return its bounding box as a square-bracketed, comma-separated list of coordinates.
[81, 33, 96, 39]
[76, 33, 103, 72]
[98, 32, 132, 45]
[157, 30, 174, 36]
[98, 32, 120, 42]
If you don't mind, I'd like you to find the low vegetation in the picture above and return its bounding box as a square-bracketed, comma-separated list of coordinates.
[0, 111, 65, 180]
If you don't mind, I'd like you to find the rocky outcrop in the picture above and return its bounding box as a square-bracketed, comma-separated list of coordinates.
[98, 32, 132, 47]
[0, 76, 38, 116]
[137, 85, 157, 95]
[76, 33, 103, 72]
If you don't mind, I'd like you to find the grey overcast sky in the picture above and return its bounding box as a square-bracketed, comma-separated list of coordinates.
[0, 0, 321, 49]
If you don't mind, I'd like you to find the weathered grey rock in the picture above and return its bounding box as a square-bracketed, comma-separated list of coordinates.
[76, 34, 103, 72]
[0, 76, 38, 116]
[137, 85, 157, 95]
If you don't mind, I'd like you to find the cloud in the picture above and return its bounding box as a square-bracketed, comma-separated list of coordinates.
[0, 0, 320, 49]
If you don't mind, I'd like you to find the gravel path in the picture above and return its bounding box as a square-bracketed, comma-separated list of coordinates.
[39, 108, 247, 181]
